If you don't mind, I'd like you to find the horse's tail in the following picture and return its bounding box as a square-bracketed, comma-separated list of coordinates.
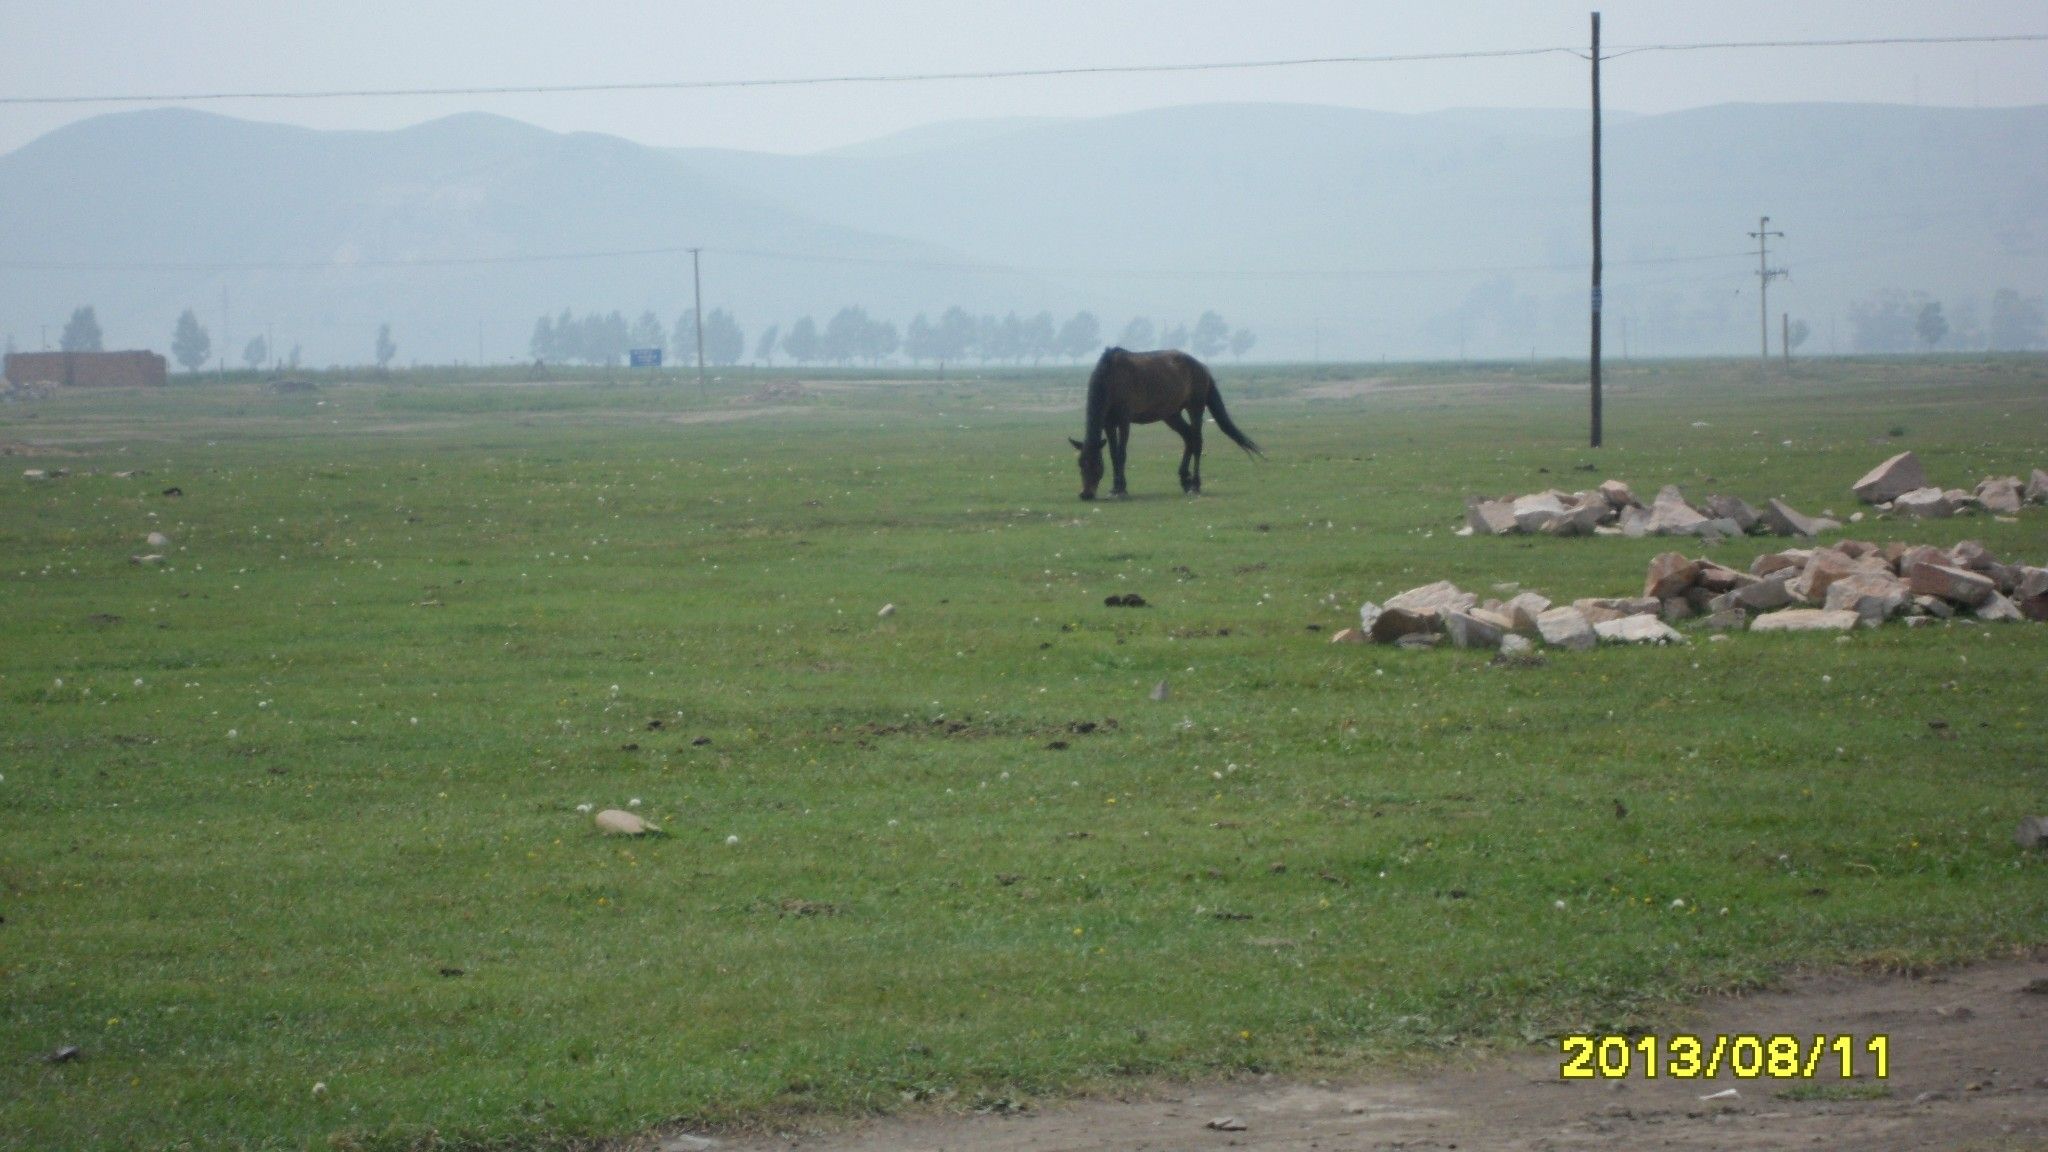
[1199, 366, 1262, 459]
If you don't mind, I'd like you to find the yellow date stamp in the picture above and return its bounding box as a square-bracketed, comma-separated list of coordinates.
[1560, 1034, 1890, 1080]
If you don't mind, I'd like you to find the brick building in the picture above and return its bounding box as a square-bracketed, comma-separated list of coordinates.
[4, 351, 169, 388]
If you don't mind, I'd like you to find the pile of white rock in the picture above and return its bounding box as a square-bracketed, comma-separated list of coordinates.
[1336, 580, 1686, 652]
[1334, 539, 2043, 652]
[1851, 450, 2048, 518]
[1643, 539, 2044, 632]
[1461, 480, 1837, 540]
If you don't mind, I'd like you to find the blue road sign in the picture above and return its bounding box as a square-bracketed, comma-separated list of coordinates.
[629, 347, 663, 368]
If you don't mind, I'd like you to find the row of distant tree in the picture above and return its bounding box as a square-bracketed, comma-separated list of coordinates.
[1846, 288, 2045, 354]
[527, 306, 1258, 367]
[30, 305, 393, 372]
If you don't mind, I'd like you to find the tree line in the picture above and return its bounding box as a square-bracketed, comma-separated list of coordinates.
[1847, 287, 2045, 353]
[525, 305, 1257, 368]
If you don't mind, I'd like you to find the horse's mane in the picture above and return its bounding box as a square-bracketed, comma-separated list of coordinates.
[1082, 347, 1122, 449]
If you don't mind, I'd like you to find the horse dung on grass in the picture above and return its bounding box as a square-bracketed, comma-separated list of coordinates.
[1069, 347, 1261, 500]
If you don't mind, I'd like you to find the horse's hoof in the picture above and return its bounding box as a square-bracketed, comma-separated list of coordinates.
[1078, 492, 1096, 502]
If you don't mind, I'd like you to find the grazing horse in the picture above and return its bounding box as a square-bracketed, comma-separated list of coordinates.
[1069, 347, 1260, 500]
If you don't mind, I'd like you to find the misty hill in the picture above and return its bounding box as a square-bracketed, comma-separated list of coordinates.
[682, 100, 2048, 359]
[0, 102, 2041, 365]
[0, 108, 1030, 366]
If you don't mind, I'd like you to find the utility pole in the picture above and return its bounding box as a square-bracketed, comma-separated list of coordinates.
[1748, 216, 1786, 384]
[688, 247, 706, 389]
[1588, 10, 1603, 448]
[1781, 312, 1790, 367]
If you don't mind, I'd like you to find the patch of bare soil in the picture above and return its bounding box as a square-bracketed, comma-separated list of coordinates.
[692, 957, 2046, 1152]
[667, 406, 805, 426]
[1299, 377, 1394, 400]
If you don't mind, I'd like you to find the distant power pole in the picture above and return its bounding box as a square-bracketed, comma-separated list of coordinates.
[1781, 312, 1790, 366]
[689, 247, 706, 388]
[1748, 216, 1787, 383]
[1588, 10, 1603, 448]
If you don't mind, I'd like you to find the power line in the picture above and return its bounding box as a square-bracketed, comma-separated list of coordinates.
[4, 33, 2043, 108]
[1600, 32, 2048, 61]
[0, 46, 1577, 107]
[0, 245, 1758, 278]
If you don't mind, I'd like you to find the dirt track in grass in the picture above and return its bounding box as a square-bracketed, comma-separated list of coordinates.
[693, 956, 2048, 1152]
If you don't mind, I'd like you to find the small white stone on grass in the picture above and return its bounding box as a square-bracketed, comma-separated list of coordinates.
[595, 809, 659, 836]
[725, 834, 740, 845]
[877, 603, 896, 618]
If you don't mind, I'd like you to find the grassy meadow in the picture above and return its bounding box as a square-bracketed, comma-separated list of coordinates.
[2, 357, 2045, 1150]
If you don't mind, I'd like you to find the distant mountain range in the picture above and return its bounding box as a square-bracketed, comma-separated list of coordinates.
[0, 101, 2041, 365]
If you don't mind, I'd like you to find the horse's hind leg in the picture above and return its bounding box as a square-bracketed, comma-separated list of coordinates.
[1185, 403, 1206, 492]
[1109, 421, 1131, 496]
[1164, 413, 1197, 493]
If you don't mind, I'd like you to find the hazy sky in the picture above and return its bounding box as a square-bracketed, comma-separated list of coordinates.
[2, 1, 2046, 155]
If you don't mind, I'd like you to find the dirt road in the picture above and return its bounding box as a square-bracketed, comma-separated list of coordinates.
[690, 957, 2047, 1152]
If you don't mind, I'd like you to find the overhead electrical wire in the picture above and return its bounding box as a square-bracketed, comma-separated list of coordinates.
[0, 33, 2043, 107]
[0, 245, 1760, 279]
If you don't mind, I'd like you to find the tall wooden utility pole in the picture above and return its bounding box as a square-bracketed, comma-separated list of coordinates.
[1588, 11, 1603, 448]
[689, 247, 706, 389]
[1748, 216, 1786, 384]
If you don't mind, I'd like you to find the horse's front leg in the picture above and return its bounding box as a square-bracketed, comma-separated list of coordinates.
[1109, 421, 1131, 496]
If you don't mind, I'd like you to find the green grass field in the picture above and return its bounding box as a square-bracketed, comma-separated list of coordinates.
[3, 357, 2045, 1150]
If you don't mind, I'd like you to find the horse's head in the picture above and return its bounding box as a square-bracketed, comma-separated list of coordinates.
[1069, 437, 1104, 500]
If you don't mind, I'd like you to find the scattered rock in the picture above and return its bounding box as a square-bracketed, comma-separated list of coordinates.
[594, 809, 660, 836]
[1903, 561, 1996, 607]
[1758, 498, 1834, 538]
[1536, 607, 1597, 651]
[1975, 476, 2024, 514]
[1206, 1117, 1248, 1132]
[2027, 468, 2048, 504]
[1594, 614, 1686, 645]
[1975, 591, 2023, 623]
[1750, 608, 1861, 633]
[877, 603, 896, 618]
[1149, 680, 1169, 701]
[1103, 593, 1147, 608]
[1367, 605, 1438, 643]
[43, 1045, 81, 1064]
[1384, 580, 1477, 621]
[1443, 610, 1505, 650]
[1394, 632, 1440, 649]
[1328, 627, 1367, 644]
[1823, 572, 1912, 626]
[145, 531, 171, 548]
[130, 554, 165, 566]
[1894, 487, 1952, 518]
[1501, 591, 1552, 631]
[1852, 451, 1928, 503]
[1642, 552, 1701, 599]
[2015, 815, 2048, 852]
[1464, 497, 1518, 536]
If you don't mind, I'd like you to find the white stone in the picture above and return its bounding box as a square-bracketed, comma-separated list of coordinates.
[1749, 608, 1861, 633]
[1593, 614, 1686, 644]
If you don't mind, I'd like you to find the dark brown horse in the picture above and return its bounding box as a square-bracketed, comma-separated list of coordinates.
[1069, 347, 1260, 500]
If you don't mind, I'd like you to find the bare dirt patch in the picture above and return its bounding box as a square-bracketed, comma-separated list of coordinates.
[667, 406, 806, 426]
[695, 957, 2047, 1152]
